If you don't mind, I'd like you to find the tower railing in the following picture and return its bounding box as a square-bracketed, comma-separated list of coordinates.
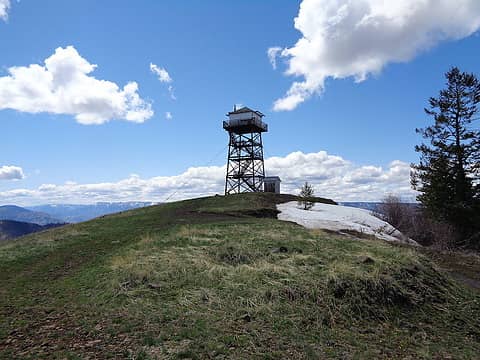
[223, 118, 268, 132]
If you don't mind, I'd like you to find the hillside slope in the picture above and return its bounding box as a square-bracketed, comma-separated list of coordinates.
[0, 205, 64, 225]
[0, 220, 65, 241]
[0, 220, 43, 241]
[28, 202, 155, 223]
[0, 193, 478, 359]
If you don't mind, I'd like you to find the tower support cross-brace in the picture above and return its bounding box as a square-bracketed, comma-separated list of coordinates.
[225, 132, 265, 194]
[223, 106, 268, 195]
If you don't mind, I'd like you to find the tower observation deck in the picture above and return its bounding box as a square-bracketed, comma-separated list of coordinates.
[223, 106, 267, 194]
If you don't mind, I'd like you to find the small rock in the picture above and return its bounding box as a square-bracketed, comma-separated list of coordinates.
[148, 283, 162, 289]
[358, 256, 375, 265]
[86, 339, 102, 347]
[272, 246, 288, 253]
[241, 313, 252, 322]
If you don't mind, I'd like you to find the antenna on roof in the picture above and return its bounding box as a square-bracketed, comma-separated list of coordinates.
[233, 104, 237, 111]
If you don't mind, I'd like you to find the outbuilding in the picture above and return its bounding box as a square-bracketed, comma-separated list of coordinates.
[264, 176, 281, 194]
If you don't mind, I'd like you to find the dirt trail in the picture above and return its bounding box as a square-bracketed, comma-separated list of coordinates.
[421, 249, 480, 291]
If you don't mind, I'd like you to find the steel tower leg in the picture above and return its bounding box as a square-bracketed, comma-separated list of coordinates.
[225, 131, 265, 195]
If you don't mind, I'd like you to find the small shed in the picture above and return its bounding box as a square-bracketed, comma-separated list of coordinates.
[264, 176, 281, 194]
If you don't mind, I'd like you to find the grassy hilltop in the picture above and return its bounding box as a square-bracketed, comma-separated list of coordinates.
[0, 193, 479, 359]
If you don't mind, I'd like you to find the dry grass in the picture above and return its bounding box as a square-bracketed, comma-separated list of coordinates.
[105, 221, 480, 358]
[2, 194, 479, 359]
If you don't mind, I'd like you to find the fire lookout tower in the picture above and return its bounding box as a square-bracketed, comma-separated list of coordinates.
[223, 106, 267, 195]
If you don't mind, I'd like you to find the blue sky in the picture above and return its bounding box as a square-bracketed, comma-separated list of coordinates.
[1, 0, 479, 204]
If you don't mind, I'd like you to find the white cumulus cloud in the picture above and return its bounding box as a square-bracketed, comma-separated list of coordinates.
[0, 0, 10, 21]
[0, 46, 153, 124]
[271, 0, 480, 111]
[0, 165, 24, 180]
[0, 150, 416, 205]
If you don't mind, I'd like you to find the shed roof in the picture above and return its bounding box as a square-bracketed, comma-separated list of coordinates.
[264, 176, 281, 182]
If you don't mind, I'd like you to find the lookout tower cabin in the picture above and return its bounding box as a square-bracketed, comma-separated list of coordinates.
[223, 106, 268, 195]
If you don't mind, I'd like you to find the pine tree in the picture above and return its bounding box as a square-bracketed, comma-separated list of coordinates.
[298, 182, 315, 210]
[412, 67, 480, 246]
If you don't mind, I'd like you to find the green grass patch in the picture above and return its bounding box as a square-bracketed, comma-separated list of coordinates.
[0, 194, 479, 359]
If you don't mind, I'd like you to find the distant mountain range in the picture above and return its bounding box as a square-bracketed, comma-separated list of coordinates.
[2, 201, 422, 226]
[339, 202, 383, 212]
[0, 220, 65, 241]
[0, 205, 64, 225]
[28, 202, 156, 223]
[339, 202, 418, 212]
[0, 202, 155, 240]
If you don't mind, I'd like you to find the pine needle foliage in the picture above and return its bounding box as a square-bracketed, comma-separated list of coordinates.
[298, 181, 315, 210]
[412, 67, 480, 247]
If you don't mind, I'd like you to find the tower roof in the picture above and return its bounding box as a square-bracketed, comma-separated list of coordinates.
[227, 106, 264, 117]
